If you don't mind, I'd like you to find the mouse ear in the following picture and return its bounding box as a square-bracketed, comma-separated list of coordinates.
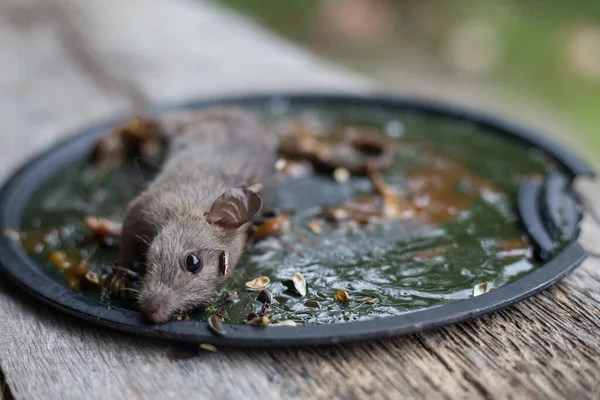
[206, 188, 262, 229]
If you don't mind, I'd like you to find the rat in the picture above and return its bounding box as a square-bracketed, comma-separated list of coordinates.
[100, 107, 277, 324]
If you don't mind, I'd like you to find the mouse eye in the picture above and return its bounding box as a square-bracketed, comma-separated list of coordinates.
[184, 252, 203, 274]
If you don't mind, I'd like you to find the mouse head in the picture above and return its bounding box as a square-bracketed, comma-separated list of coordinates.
[138, 188, 262, 324]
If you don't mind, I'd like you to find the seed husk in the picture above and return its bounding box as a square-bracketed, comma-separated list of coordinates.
[473, 282, 491, 296]
[173, 312, 191, 321]
[219, 250, 229, 276]
[49, 251, 69, 270]
[223, 290, 238, 302]
[208, 314, 226, 336]
[324, 208, 350, 222]
[199, 343, 217, 352]
[258, 303, 274, 317]
[307, 220, 322, 235]
[257, 289, 273, 304]
[247, 183, 263, 193]
[333, 167, 350, 183]
[304, 300, 320, 308]
[283, 272, 307, 297]
[2, 228, 20, 241]
[84, 216, 123, 237]
[245, 276, 270, 291]
[334, 289, 351, 302]
[72, 260, 90, 278]
[274, 158, 287, 171]
[83, 270, 103, 287]
[361, 298, 378, 305]
[271, 320, 297, 327]
[246, 314, 269, 326]
[250, 214, 290, 241]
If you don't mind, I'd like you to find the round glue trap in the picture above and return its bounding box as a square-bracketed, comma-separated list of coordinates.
[0, 93, 593, 347]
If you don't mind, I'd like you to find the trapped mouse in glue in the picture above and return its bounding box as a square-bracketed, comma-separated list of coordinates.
[93, 107, 277, 323]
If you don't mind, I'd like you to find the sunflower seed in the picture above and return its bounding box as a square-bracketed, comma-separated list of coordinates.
[245, 276, 270, 291]
[473, 282, 491, 296]
[334, 289, 351, 302]
[283, 272, 307, 297]
[223, 290, 238, 302]
[219, 250, 229, 276]
[258, 303, 274, 317]
[304, 300, 320, 308]
[199, 343, 217, 352]
[247, 183, 264, 193]
[246, 314, 269, 326]
[271, 320, 297, 327]
[333, 167, 350, 183]
[307, 220, 322, 235]
[257, 289, 273, 304]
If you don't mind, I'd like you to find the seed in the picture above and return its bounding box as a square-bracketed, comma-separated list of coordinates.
[333, 167, 350, 183]
[84, 216, 122, 237]
[246, 314, 269, 326]
[334, 289, 351, 302]
[84, 270, 103, 287]
[208, 314, 226, 336]
[173, 312, 191, 321]
[199, 344, 217, 352]
[247, 183, 263, 193]
[324, 208, 350, 222]
[215, 306, 228, 321]
[283, 272, 307, 297]
[219, 250, 229, 276]
[257, 289, 273, 304]
[67, 276, 80, 290]
[49, 251, 68, 270]
[251, 214, 290, 241]
[280, 160, 314, 178]
[173, 312, 185, 321]
[245, 276, 270, 291]
[2, 228, 20, 241]
[307, 220, 322, 235]
[72, 260, 90, 278]
[258, 303, 274, 317]
[274, 158, 287, 171]
[304, 300, 320, 308]
[473, 282, 491, 297]
[293, 272, 307, 297]
[223, 290, 238, 302]
[271, 320, 297, 327]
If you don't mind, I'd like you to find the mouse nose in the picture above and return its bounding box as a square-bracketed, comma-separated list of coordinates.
[140, 284, 176, 324]
[148, 310, 169, 324]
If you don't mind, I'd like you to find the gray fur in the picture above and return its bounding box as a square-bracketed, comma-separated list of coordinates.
[119, 107, 276, 323]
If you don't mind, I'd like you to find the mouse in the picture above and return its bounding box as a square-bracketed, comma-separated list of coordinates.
[99, 107, 277, 323]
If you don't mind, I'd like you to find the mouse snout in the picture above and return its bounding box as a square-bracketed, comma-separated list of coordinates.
[140, 285, 177, 324]
[148, 310, 169, 324]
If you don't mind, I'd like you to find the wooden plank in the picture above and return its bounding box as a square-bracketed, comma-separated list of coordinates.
[0, 0, 599, 399]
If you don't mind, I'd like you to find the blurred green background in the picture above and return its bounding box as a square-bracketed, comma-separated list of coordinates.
[217, 0, 600, 170]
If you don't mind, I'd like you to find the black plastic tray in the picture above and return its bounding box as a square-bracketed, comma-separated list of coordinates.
[0, 93, 594, 347]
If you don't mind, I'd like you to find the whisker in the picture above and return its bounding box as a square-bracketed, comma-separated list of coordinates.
[136, 234, 152, 247]
[114, 266, 140, 278]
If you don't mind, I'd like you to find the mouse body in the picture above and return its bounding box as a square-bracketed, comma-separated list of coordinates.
[113, 108, 276, 323]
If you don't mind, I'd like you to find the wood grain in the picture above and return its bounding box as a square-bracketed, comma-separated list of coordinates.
[0, 0, 599, 399]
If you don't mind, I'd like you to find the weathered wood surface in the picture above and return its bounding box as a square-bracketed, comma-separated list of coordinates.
[0, 0, 599, 399]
